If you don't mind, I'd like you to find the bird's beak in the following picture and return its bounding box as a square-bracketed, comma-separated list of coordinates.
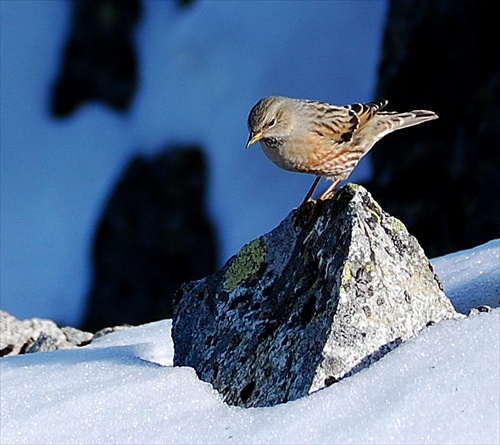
[246, 131, 263, 149]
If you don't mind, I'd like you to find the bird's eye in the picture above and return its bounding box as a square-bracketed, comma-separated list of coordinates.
[268, 118, 277, 128]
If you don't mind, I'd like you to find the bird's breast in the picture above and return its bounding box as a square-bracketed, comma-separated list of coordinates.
[260, 137, 310, 173]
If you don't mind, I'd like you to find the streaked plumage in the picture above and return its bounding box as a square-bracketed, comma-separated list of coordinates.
[246, 96, 438, 201]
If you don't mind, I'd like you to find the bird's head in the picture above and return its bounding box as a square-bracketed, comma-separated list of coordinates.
[246, 96, 293, 148]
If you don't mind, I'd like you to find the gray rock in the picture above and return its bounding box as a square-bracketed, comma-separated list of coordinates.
[92, 325, 132, 340]
[0, 310, 93, 356]
[172, 184, 459, 408]
[25, 333, 59, 354]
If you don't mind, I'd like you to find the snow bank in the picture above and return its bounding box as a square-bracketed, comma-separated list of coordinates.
[1, 241, 499, 444]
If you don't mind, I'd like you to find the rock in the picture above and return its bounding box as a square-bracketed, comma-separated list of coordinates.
[172, 184, 459, 408]
[82, 145, 218, 332]
[0, 311, 133, 356]
[92, 325, 133, 340]
[468, 305, 493, 316]
[370, 0, 500, 257]
[25, 333, 59, 354]
[0, 310, 93, 357]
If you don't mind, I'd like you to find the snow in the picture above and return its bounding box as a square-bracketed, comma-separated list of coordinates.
[1, 0, 387, 326]
[1, 240, 499, 445]
[431, 239, 500, 314]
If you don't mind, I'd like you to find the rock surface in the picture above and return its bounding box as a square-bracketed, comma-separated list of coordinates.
[172, 184, 459, 408]
[0, 310, 134, 357]
[0, 310, 93, 357]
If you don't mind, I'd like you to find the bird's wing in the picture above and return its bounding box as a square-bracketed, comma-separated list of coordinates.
[308, 99, 388, 143]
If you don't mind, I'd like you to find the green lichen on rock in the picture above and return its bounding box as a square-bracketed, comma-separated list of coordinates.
[389, 216, 407, 234]
[345, 183, 360, 193]
[341, 264, 352, 290]
[223, 237, 267, 292]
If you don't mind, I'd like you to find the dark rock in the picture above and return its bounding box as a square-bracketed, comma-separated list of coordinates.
[369, 0, 500, 257]
[469, 305, 493, 316]
[0, 310, 93, 356]
[50, 0, 141, 116]
[82, 145, 218, 332]
[172, 184, 459, 408]
[25, 333, 59, 354]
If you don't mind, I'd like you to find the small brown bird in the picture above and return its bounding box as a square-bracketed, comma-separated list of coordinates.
[246, 96, 438, 202]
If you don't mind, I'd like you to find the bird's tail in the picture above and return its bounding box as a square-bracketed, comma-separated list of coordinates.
[378, 109, 438, 132]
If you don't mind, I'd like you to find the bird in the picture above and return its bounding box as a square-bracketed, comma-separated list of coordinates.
[246, 96, 438, 202]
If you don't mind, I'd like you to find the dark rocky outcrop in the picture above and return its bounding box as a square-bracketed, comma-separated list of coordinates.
[172, 184, 459, 408]
[82, 145, 218, 332]
[369, 0, 500, 257]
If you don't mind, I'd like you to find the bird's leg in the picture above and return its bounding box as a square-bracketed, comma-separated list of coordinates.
[301, 176, 321, 204]
[318, 178, 341, 201]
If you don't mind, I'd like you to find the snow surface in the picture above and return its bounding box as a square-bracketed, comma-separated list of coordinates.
[1, 240, 499, 445]
[0, 0, 387, 326]
[431, 240, 500, 314]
